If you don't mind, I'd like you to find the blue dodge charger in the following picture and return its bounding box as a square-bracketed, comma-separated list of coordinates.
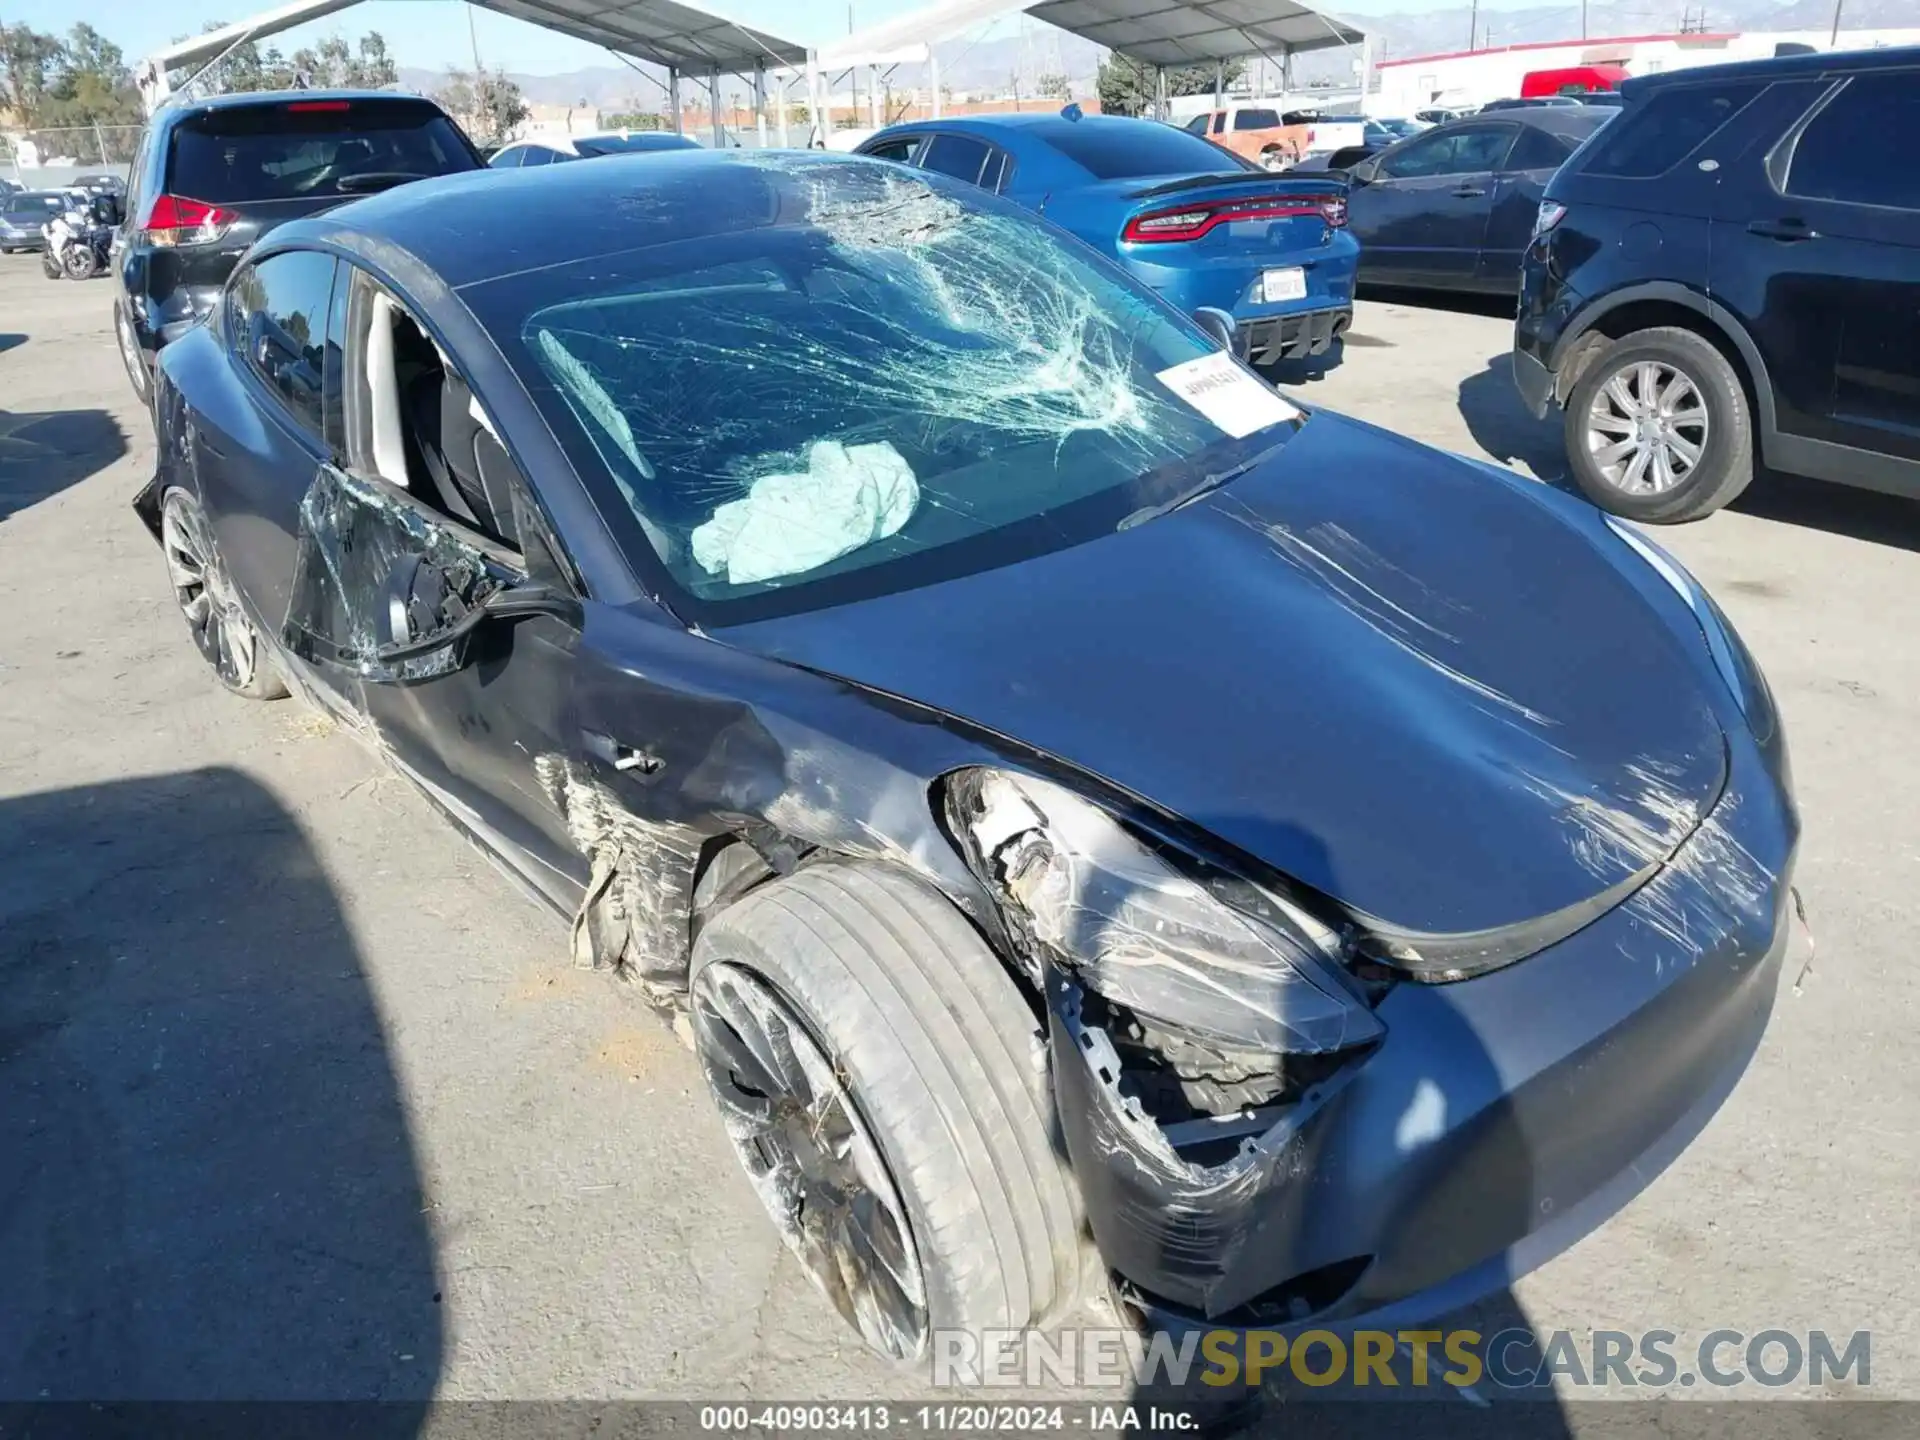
[858, 109, 1358, 365]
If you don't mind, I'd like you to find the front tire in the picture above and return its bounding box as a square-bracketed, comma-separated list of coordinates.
[1564, 326, 1753, 523]
[61, 245, 97, 280]
[159, 488, 288, 700]
[690, 863, 1081, 1364]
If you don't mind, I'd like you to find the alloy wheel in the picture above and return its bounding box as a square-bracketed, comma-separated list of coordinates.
[692, 960, 929, 1361]
[161, 492, 260, 691]
[1583, 359, 1710, 495]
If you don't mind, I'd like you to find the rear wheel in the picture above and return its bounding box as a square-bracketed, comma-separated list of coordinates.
[160, 488, 288, 700]
[689, 863, 1081, 1363]
[116, 303, 151, 405]
[1564, 326, 1753, 523]
[61, 245, 96, 280]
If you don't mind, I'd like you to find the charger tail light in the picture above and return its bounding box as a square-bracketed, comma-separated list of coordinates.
[1124, 192, 1347, 244]
[142, 194, 237, 248]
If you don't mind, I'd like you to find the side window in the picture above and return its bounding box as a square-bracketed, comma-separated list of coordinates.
[1579, 80, 1766, 178]
[1785, 72, 1920, 212]
[920, 133, 992, 186]
[1183, 114, 1209, 135]
[1505, 127, 1574, 172]
[863, 136, 924, 164]
[1211, 113, 1226, 135]
[229, 249, 338, 439]
[521, 147, 554, 167]
[488, 147, 523, 169]
[1378, 125, 1513, 179]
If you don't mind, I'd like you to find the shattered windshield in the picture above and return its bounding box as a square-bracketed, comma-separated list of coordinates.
[468, 155, 1301, 620]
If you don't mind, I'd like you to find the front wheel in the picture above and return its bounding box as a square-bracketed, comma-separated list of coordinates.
[690, 863, 1082, 1364]
[1564, 325, 1754, 523]
[61, 245, 98, 280]
[160, 488, 288, 700]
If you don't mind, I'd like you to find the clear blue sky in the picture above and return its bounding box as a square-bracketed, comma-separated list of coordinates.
[7, 0, 1518, 75]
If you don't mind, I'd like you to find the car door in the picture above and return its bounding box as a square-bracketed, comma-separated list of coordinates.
[190, 247, 341, 649]
[1350, 122, 1516, 286]
[1764, 69, 1920, 475]
[1480, 124, 1579, 289]
[279, 262, 590, 904]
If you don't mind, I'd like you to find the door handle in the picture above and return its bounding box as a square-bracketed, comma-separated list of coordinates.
[1748, 218, 1819, 242]
[582, 729, 664, 775]
[1451, 186, 1488, 198]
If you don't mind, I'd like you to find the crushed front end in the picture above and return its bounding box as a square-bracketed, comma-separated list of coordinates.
[946, 731, 1796, 1331]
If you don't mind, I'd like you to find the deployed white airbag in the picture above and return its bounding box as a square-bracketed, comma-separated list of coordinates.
[691, 440, 920, 586]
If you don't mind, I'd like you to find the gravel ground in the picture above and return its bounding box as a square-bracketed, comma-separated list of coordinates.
[2, 258, 1913, 1415]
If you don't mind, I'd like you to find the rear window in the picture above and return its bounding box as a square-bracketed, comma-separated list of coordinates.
[4, 192, 61, 214]
[574, 133, 700, 156]
[1784, 71, 1920, 212]
[1232, 109, 1281, 130]
[1578, 80, 1766, 178]
[1039, 119, 1254, 179]
[166, 99, 478, 204]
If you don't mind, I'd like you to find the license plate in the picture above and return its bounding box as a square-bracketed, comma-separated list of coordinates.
[1261, 267, 1307, 303]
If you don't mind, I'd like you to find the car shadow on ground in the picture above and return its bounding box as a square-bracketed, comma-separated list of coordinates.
[1457, 353, 1567, 481]
[1259, 338, 1348, 389]
[1731, 468, 1920, 553]
[0, 767, 440, 1418]
[0, 407, 127, 523]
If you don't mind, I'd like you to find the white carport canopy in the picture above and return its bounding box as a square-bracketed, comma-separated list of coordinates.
[139, 0, 806, 142]
[816, 0, 1364, 71]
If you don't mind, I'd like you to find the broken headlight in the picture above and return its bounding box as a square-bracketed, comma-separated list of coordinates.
[942, 768, 1383, 1057]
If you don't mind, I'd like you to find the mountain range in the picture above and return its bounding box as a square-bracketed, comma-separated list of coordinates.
[394, 0, 1913, 110]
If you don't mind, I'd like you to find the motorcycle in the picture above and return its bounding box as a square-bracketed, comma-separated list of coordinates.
[43, 192, 115, 281]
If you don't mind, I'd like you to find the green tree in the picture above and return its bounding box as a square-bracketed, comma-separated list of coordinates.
[0, 22, 63, 122]
[38, 23, 144, 156]
[286, 32, 396, 90]
[599, 110, 665, 131]
[1095, 54, 1242, 117]
[434, 67, 529, 146]
[1036, 72, 1069, 99]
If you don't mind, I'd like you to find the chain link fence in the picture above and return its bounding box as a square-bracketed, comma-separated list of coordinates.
[2, 126, 141, 190]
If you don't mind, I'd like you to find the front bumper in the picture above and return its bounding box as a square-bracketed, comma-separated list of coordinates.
[1235, 306, 1352, 365]
[1050, 736, 1796, 1328]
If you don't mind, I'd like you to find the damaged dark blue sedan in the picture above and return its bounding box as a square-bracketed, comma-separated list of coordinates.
[137, 150, 1797, 1363]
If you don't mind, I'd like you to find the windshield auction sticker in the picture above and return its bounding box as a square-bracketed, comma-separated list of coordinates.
[1155, 351, 1302, 438]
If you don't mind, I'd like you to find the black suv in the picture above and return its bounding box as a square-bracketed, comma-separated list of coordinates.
[114, 90, 482, 404]
[1514, 47, 1920, 522]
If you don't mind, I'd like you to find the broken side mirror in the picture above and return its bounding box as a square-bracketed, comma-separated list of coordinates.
[373, 552, 577, 672]
[1193, 307, 1236, 352]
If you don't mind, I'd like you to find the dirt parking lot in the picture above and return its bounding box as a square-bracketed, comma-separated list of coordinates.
[2, 255, 1915, 1413]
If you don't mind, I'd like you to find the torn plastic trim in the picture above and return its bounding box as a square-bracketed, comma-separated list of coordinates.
[536, 753, 714, 1003]
[1047, 962, 1369, 1315]
[942, 768, 1383, 1061]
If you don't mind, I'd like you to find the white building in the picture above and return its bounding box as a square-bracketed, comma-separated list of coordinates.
[1374, 28, 1920, 116]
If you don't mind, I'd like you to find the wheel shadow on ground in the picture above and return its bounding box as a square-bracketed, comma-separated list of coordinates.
[0, 407, 127, 522]
[1457, 353, 1567, 481]
[1729, 468, 1920, 554]
[0, 767, 441, 1418]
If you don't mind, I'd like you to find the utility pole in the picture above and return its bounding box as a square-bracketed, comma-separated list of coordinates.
[1830, 0, 1845, 46]
[1582, 0, 1589, 39]
[1468, 0, 1479, 49]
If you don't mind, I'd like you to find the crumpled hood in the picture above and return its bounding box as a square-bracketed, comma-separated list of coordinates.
[724, 412, 1729, 936]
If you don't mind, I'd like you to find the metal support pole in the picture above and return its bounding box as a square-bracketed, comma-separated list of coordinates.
[754, 61, 768, 147]
[868, 65, 881, 129]
[1155, 66, 1167, 121]
[930, 49, 941, 118]
[1830, 0, 1844, 45]
[667, 67, 682, 134]
[709, 67, 723, 147]
[805, 53, 823, 147]
[1213, 61, 1224, 108]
